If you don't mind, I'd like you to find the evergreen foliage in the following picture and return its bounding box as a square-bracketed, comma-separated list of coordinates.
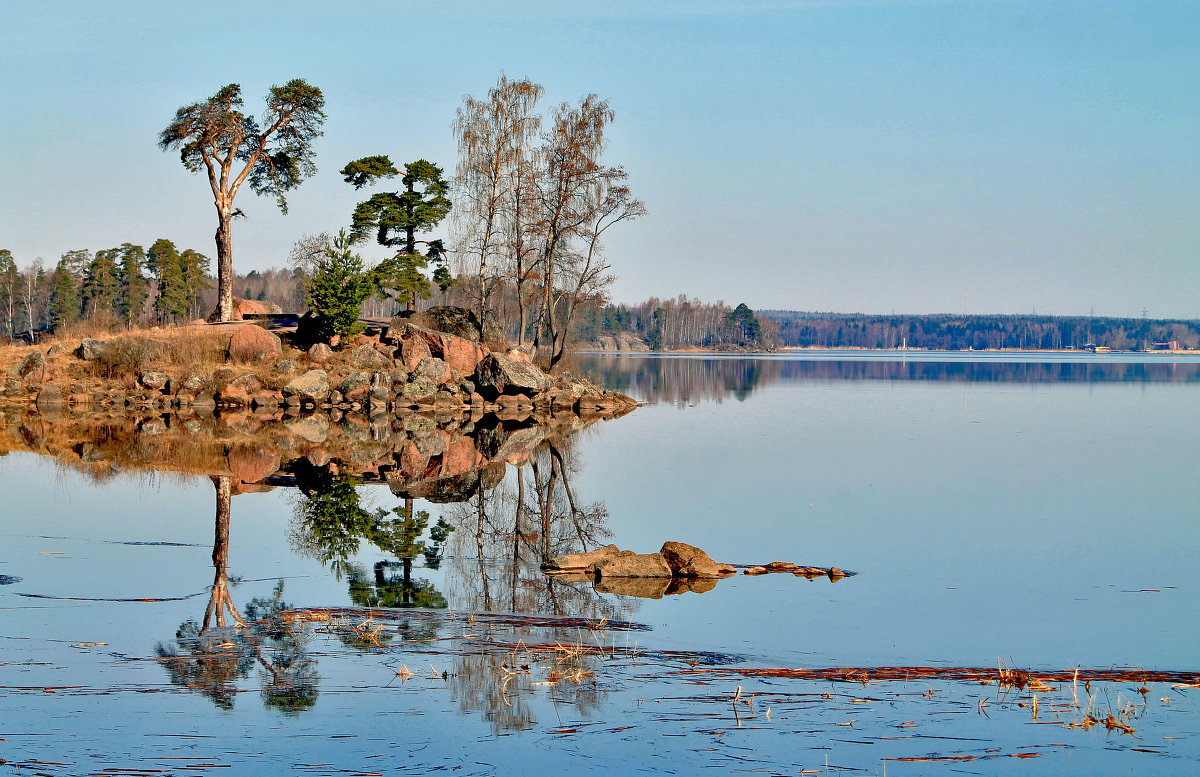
[81, 249, 121, 320]
[116, 243, 149, 325]
[48, 251, 87, 330]
[48, 268, 79, 330]
[340, 156, 452, 310]
[304, 231, 374, 342]
[149, 239, 210, 323]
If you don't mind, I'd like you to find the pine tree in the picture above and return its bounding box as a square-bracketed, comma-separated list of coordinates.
[340, 157, 452, 311]
[305, 231, 374, 342]
[82, 249, 121, 320]
[149, 239, 187, 323]
[180, 249, 210, 320]
[48, 268, 79, 331]
[47, 251, 89, 330]
[117, 243, 149, 326]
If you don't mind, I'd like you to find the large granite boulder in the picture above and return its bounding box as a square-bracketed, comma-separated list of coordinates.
[339, 371, 371, 401]
[399, 333, 432, 370]
[349, 343, 390, 369]
[227, 325, 283, 363]
[473, 353, 551, 399]
[594, 552, 673, 579]
[283, 370, 330, 403]
[139, 372, 169, 392]
[75, 338, 112, 361]
[307, 342, 333, 363]
[413, 356, 451, 386]
[395, 323, 487, 375]
[386, 306, 502, 345]
[660, 541, 728, 579]
[10, 351, 46, 380]
[543, 544, 632, 573]
[218, 373, 263, 405]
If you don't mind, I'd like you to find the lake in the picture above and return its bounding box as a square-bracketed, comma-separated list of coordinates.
[2, 350, 1198, 775]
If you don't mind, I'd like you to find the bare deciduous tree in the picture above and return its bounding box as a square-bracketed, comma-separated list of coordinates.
[529, 97, 644, 368]
[453, 75, 544, 339]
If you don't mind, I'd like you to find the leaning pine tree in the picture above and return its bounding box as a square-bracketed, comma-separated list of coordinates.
[159, 79, 325, 322]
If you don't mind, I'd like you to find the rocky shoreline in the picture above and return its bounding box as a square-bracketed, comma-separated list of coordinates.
[0, 307, 638, 421]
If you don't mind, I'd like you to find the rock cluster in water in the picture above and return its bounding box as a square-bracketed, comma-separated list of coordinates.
[543, 542, 854, 599]
[543, 542, 738, 580]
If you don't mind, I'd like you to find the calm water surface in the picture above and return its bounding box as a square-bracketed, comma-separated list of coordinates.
[2, 351, 1197, 775]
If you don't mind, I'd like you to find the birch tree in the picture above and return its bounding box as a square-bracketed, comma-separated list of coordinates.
[531, 96, 644, 368]
[452, 75, 543, 338]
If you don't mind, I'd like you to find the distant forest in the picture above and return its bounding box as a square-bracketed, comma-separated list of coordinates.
[5, 243, 1195, 355]
[575, 296, 781, 350]
[757, 311, 1200, 351]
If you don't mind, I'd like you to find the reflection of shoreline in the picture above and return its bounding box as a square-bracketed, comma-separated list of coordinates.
[578, 352, 1200, 407]
[0, 406, 627, 492]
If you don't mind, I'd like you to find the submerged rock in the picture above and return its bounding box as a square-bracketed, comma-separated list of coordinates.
[35, 384, 63, 410]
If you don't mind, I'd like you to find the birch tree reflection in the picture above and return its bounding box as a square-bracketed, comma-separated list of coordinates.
[442, 438, 623, 620]
[156, 475, 318, 712]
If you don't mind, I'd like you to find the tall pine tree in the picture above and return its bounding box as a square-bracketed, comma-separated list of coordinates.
[117, 243, 149, 326]
[48, 250, 88, 330]
[82, 249, 121, 320]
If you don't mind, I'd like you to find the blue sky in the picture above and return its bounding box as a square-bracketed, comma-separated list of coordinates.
[1, 0, 1196, 317]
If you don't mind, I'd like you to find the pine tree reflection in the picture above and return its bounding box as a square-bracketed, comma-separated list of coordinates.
[291, 462, 453, 615]
[156, 475, 317, 713]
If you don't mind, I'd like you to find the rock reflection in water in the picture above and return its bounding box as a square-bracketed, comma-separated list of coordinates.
[1, 404, 642, 724]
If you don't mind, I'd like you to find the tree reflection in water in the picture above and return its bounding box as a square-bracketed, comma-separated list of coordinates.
[156, 475, 318, 713]
[428, 437, 627, 731]
[289, 460, 453, 611]
[442, 437, 621, 620]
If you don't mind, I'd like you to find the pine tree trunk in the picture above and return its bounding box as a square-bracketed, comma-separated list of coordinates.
[215, 205, 234, 322]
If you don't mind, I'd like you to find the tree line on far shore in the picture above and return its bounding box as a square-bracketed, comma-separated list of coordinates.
[759, 310, 1200, 351]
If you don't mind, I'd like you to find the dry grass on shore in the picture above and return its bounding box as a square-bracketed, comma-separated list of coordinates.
[1, 323, 299, 395]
